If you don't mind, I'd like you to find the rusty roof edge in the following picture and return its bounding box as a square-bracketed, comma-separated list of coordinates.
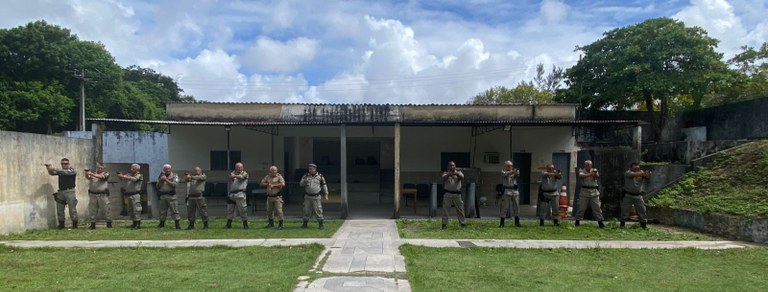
[88, 117, 645, 126]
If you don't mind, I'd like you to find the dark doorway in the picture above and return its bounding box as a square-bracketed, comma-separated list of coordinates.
[552, 152, 571, 198]
[441, 152, 470, 170]
[513, 152, 532, 204]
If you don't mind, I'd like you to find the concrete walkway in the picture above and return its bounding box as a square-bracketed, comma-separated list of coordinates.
[0, 219, 760, 292]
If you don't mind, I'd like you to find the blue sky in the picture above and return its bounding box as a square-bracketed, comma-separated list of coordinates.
[2, 0, 766, 104]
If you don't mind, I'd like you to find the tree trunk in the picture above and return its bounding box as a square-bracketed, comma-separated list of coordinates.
[643, 92, 660, 142]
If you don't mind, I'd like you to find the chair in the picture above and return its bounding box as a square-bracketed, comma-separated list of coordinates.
[401, 183, 417, 214]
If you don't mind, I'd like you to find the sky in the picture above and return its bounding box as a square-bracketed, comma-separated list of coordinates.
[2, 0, 767, 104]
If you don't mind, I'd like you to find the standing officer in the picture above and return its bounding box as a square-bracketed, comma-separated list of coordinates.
[85, 163, 111, 229]
[622, 163, 651, 229]
[499, 160, 521, 228]
[184, 166, 209, 230]
[226, 162, 249, 229]
[156, 164, 181, 229]
[45, 158, 79, 229]
[574, 160, 605, 228]
[538, 163, 562, 226]
[300, 163, 328, 229]
[261, 165, 286, 230]
[441, 161, 466, 230]
[117, 164, 143, 229]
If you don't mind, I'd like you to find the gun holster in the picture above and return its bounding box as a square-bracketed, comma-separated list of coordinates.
[52, 192, 67, 205]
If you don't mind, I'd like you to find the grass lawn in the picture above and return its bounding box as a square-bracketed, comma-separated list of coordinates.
[0, 219, 341, 240]
[397, 219, 718, 240]
[0, 244, 323, 291]
[401, 245, 768, 292]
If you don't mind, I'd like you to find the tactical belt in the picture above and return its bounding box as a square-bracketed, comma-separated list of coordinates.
[159, 191, 176, 196]
[123, 191, 140, 196]
[541, 189, 557, 193]
[305, 192, 321, 196]
[503, 185, 518, 190]
[88, 191, 109, 195]
[582, 186, 599, 189]
[59, 187, 75, 192]
[187, 193, 203, 198]
[444, 189, 462, 194]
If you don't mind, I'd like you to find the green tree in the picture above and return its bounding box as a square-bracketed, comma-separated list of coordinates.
[558, 18, 728, 140]
[722, 43, 768, 103]
[471, 63, 561, 105]
[0, 81, 73, 133]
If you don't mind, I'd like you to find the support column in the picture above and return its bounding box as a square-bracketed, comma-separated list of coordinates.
[340, 124, 349, 219]
[394, 123, 401, 218]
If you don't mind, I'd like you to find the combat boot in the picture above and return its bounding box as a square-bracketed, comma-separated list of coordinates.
[242, 220, 249, 229]
[157, 220, 165, 228]
[620, 221, 626, 228]
[318, 219, 324, 230]
[203, 221, 209, 229]
[441, 224, 447, 230]
[553, 219, 560, 226]
[89, 222, 96, 229]
[640, 222, 648, 229]
[186, 220, 195, 230]
[106, 222, 113, 228]
[539, 219, 545, 226]
[575, 220, 580, 226]
[132, 220, 141, 229]
[225, 219, 233, 229]
[72, 220, 78, 229]
[301, 220, 308, 228]
[598, 221, 605, 228]
[265, 219, 274, 228]
[58, 221, 65, 230]
[277, 220, 283, 230]
[174, 220, 181, 230]
[514, 216, 521, 227]
[499, 217, 505, 228]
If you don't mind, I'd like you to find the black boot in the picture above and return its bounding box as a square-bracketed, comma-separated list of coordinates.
[575, 220, 580, 226]
[106, 222, 113, 228]
[186, 220, 195, 230]
[132, 220, 141, 229]
[277, 220, 283, 230]
[58, 221, 65, 230]
[225, 219, 233, 229]
[539, 219, 545, 226]
[203, 221, 209, 229]
[265, 219, 274, 228]
[620, 221, 626, 228]
[243, 220, 249, 229]
[640, 222, 648, 229]
[318, 219, 324, 230]
[514, 216, 521, 227]
[174, 220, 181, 230]
[553, 219, 560, 226]
[89, 222, 96, 229]
[598, 221, 605, 228]
[301, 220, 308, 228]
[130, 221, 137, 229]
[499, 217, 505, 228]
[158, 221, 165, 228]
[441, 224, 447, 230]
[72, 220, 78, 229]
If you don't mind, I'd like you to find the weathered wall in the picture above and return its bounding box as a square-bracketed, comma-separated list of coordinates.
[648, 206, 768, 243]
[661, 96, 768, 142]
[103, 131, 168, 180]
[0, 131, 94, 235]
[643, 140, 747, 164]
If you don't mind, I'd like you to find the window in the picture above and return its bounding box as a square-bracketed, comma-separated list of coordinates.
[210, 151, 242, 170]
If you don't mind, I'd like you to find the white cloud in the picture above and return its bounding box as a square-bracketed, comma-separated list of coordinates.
[672, 0, 764, 58]
[540, 0, 570, 25]
[242, 37, 319, 72]
[159, 49, 248, 102]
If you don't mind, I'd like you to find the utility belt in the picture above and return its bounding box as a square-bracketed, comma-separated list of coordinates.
[59, 187, 75, 192]
[159, 191, 176, 196]
[305, 192, 322, 197]
[582, 185, 599, 189]
[624, 191, 644, 196]
[503, 185, 518, 190]
[187, 193, 203, 198]
[541, 189, 558, 193]
[444, 189, 462, 194]
[123, 191, 141, 196]
[88, 190, 109, 195]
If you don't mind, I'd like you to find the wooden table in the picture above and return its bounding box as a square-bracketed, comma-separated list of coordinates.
[401, 188, 418, 214]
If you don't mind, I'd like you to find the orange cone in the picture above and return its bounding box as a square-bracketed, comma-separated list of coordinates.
[558, 184, 568, 221]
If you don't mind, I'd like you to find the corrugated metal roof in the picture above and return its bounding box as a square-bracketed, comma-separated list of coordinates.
[88, 118, 644, 126]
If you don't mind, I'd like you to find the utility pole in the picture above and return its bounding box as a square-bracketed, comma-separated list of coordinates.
[72, 68, 90, 131]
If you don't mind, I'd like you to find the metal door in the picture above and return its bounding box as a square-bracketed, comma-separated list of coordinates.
[552, 152, 571, 198]
[512, 152, 532, 204]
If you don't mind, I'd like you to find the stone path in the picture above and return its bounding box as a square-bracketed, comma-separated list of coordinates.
[0, 220, 759, 292]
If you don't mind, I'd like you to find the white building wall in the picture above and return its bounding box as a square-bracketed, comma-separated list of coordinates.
[168, 125, 281, 172]
[103, 131, 168, 180]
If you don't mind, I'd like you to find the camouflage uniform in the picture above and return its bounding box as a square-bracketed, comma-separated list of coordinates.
[87, 170, 111, 228]
[48, 166, 78, 229]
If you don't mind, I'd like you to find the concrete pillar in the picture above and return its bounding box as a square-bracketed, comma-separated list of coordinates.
[340, 124, 348, 219]
[430, 182, 437, 217]
[394, 123, 401, 219]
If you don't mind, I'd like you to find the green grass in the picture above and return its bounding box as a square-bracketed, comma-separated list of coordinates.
[650, 140, 768, 217]
[0, 244, 323, 291]
[397, 219, 718, 240]
[0, 219, 341, 240]
[401, 245, 768, 292]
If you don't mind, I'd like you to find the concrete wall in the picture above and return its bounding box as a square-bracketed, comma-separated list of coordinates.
[0, 131, 94, 235]
[648, 206, 768, 244]
[662, 96, 768, 142]
[643, 140, 747, 164]
[103, 131, 168, 181]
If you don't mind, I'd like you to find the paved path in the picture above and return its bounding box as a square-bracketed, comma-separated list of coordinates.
[1, 219, 760, 292]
